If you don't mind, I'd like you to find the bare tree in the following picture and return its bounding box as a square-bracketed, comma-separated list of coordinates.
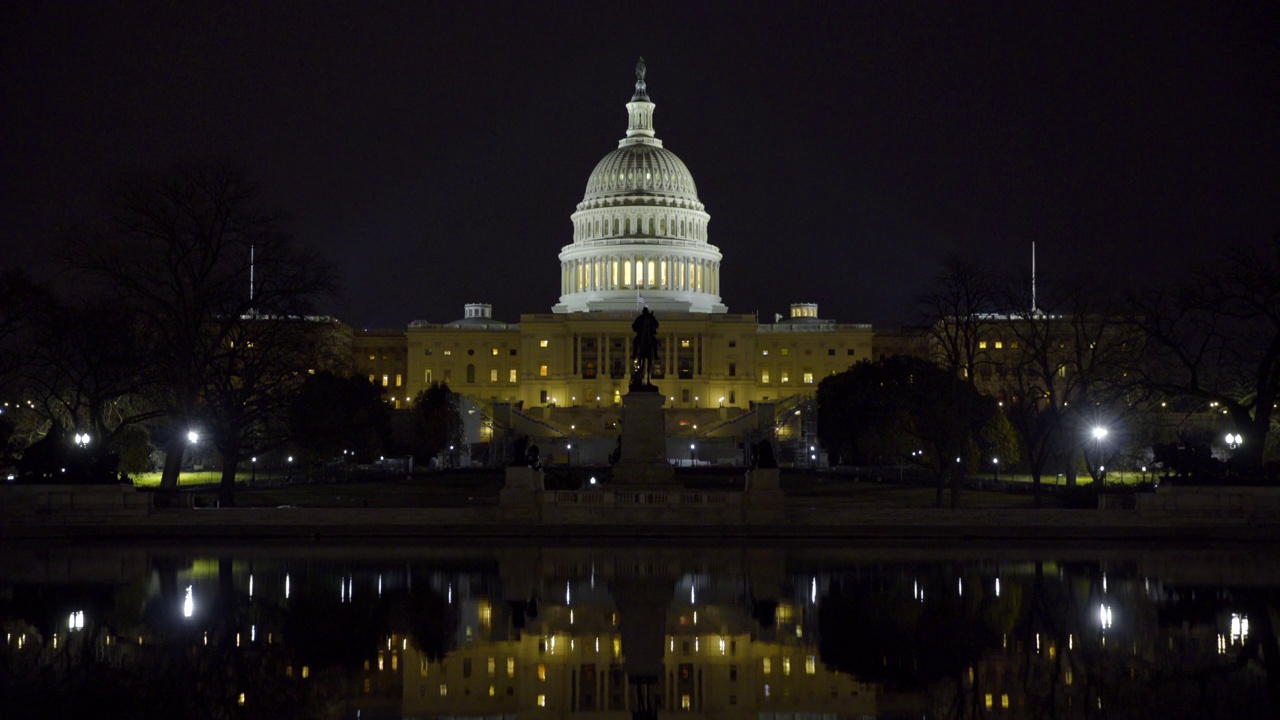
[1131, 236, 1280, 472]
[61, 165, 340, 501]
[998, 272, 1144, 499]
[916, 256, 999, 385]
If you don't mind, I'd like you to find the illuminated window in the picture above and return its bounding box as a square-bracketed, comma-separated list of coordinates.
[440, 684, 447, 697]
[1001, 694, 1009, 708]
[762, 350, 769, 356]
[761, 370, 770, 384]
[491, 348, 499, 356]
[443, 350, 452, 356]
[424, 369, 432, 383]
[681, 694, 691, 709]
[806, 656, 816, 674]
[369, 374, 375, 384]
[762, 658, 772, 674]
[539, 365, 548, 377]
[781, 371, 790, 383]
[488, 657, 496, 676]
[302, 666, 309, 679]
[994, 341, 1003, 349]
[509, 369, 518, 383]
[781, 348, 789, 356]
[368, 354, 375, 361]
[783, 657, 791, 676]
[537, 695, 546, 707]
[803, 371, 814, 384]
[680, 339, 691, 348]
[381, 375, 389, 387]
[979, 341, 988, 349]
[985, 694, 993, 709]
[507, 658, 515, 677]
[539, 340, 549, 348]
[395, 374, 402, 387]
[537, 664, 546, 681]
[490, 369, 498, 382]
[488, 685, 495, 696]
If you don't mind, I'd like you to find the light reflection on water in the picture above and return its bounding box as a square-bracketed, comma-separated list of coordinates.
[1, 543, 1277, 719]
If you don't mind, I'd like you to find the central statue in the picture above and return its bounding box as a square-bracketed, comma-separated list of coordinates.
[630, 307, 660, 390]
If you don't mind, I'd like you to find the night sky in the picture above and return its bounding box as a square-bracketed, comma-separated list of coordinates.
[2, 1, 1276, 329]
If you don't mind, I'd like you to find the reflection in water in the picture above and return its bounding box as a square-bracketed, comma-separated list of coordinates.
[1, 545, 1277, 719]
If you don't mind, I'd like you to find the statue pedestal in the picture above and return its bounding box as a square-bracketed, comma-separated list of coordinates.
[612, 389, 677, 487]
[744, 468, 787, 523]
[498, 466, 543, 520]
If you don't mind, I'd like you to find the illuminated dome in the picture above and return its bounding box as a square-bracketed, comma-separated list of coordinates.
[581, 145, 701, 207]
[553, 58, 725, 314]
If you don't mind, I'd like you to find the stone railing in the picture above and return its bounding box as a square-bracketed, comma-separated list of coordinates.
[541, 488, 744, 523]
[550, 490, 740, 507]
[0, 484, 153, 522]
[1136, 486, 1280, 521]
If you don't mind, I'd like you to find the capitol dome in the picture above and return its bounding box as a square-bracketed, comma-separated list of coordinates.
[553, 59, 725, 315]
[581, 144, 700, 207]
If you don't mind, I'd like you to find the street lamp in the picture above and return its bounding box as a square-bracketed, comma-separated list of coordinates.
[73, 432, 91, 448]
[1225, 433, 1243, 450]
[992, 457, 999, 482]
[1090, 426, 1109, 483]
[690, 442, 696, 467]
[187, 430, 199, 444]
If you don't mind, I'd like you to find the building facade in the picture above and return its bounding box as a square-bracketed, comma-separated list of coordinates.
[354, 62, 874, 462]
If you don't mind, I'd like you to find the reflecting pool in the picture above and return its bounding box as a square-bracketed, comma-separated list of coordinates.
[2, 542, 1277, 719]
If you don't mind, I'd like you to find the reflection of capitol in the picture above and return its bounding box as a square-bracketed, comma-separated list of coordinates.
[4, 545, 1277, 719]
[396, 549, 876, 717]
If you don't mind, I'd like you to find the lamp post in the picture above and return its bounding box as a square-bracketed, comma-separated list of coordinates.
[690, 442, 696, 467]
[1225, 433, 1243, 451]
[250, 457, 257, 484]
[1091, 426, 1109, 485]
[992, 457, 999, 482]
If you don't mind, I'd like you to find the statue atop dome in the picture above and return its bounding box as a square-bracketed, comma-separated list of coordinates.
[632, 56, 649, 102]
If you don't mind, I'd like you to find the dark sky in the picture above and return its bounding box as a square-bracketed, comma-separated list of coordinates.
[2, 1, 1276, 329]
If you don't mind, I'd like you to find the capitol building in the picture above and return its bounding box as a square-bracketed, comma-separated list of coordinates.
[354, 61, 873, 465]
